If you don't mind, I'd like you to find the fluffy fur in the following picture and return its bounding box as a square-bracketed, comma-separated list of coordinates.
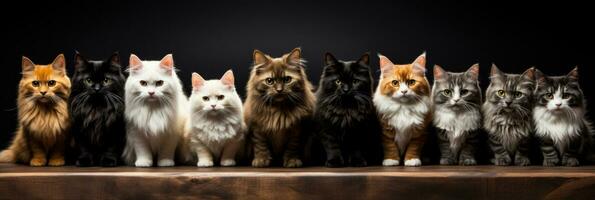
[185, 70, 245, 167]
[482, 64, 535, 166]
[432, 64, 482, 165]
[122, 54, 188, 167]
[244, 48, 316, 168]
[313, 52, 381, 167]
[0, 54, 71, 166]
[533, 67, 594, 166]
[373, 52, 431, 167]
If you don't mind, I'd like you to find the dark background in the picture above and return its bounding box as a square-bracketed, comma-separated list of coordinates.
[1, 1, 593, 149]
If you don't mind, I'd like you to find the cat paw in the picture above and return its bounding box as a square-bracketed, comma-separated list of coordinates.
[135, 159, 153, 167]
[515, 157, 531, 166]
[283, 158, 303, 168]
[325, 157, 344, 168]
[562, 157, 580, 167]
[157, 159, 175, 167]
[349, 157, 367, 167]
[76, 155, 94, 167]
[494, 156, 512, 166]
[542, 157, 559, 167]
[220, 159, 236, 167]
[100, 155, 119, 167]
[382, 159, 399, 166]
[404, 158, 422, 167]
[251, 158, 271, 168]
[459, 158, 477, 166]
[48, 158, 65, 166]
[29, 158, 47, 167]
[440, 157, 456, 165]
[196, 160, 214, 167]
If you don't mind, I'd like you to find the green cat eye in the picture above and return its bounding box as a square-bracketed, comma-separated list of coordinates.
[335, 80, 342, 85]
[103, 78, 111, 85]
[391, 80, 399, 86]
[513, 91, 523, 98]
[47, 80, 56, 87]
[32, 80, 40, 87]
[155, 80, 164, 87]
[264, 78, 274, 85]
[85, 78, 93, 85]
[496, 90, 505, 97]
[443, 89, 452, 96]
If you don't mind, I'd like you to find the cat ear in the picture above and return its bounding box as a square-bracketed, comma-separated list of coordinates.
[412, 52, 426, 75]
[109, 51, 121, 66]
[358, 52, 370, 66]
[74, 51, 86, 70]
[253, 49, 269, 66]
[22, 56, 35, 73]
[159, 54, 174, 74]
[433, 65, 448, 80]
[521, 67, 535, 81]
[534, 68, 546, 84]
[129, 54, 143, 71]
[489, 63, 504, 79]
[220, 69, 235, 87]
[466, 63, 480, 80]
[191, 72, 205, 90]
[285, 47, 302, 65]
[51, 54, 66, 74]
[378, 54, 394, 74]
[324, 52, 337, 66]
[567, 66, 579, 81]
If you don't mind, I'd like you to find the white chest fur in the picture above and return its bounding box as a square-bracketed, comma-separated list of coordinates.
[533, 106, 583, 152]
[434, 106, 481, 150]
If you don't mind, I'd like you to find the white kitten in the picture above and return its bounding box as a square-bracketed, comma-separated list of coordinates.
[184, 70, 245, 167]
[122, 54, 188, 167]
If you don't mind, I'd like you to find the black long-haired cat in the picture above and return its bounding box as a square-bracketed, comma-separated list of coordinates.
[69, 51, 126, 167]
[312, 52, 381, 167]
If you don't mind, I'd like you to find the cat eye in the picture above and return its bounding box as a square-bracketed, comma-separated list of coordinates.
[282, 76, 292, 84]
[406, 80, 416, 86]
[47, 80, 56, 87]
[460, 89, 469, 95]
[103, 78, 111, 85]
[513, 91, 523, 98]
[32, 80, 40, 87]
[544, 93, 553, 99]
[391, 80, 399, 86]
[155, 80, 164, 87]
[264, 78, 274, 85]
[352, 79, 359, 84]
[85, 78, 93, 85]
[443, 89, 452, 96]
[217, 95, 225, 100]
[140, 80, 148, 86]
[335, 80, 342, 85]
[202, 96, 210, 101]
[496, 90, 505, 97]
[562, 93, 571, 99]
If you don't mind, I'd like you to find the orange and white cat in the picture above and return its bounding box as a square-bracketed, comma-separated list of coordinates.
[0, 54, 71, 166]
[373, 53, 432, 167]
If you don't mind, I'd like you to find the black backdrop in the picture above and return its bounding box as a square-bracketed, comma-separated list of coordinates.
[1, 1, 593, 148]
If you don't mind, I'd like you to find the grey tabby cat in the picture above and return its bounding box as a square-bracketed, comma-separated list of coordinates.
[432, 64, 482, 165]
[482, 64, 535, 166]
[533, 67, 594, 167]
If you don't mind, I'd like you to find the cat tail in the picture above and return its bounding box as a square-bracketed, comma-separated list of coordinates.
[0, 128, 30, 163]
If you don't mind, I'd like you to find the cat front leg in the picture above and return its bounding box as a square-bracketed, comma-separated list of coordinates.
[220, 138, 241, 167]
[437, 130, 456, 165]
[514, 137, 531, 166]
[321, 129, 344, 167]
[132, 133, 153, 167]
[404, 132, 425, 167]
[381, 128, 400, 166]
[157, 133, 179, 167]
[539, 137, 559, 167]
[100, 144, 120, 167]
[251, 130, 272, 167]
[48, 137, 65, 166]
[458, 130, 479, 166]
[283, 130, 303, 168]
[28, 138, 47, 166]
[561, 136, 581, 167]
[194, 142, 214, 167]
[76, 141, 94, 167]
[489, 134, 512, 166]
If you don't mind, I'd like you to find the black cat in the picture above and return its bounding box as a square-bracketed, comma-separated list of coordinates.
[69, 51, 126, 167]
[312, 52, 381, 167]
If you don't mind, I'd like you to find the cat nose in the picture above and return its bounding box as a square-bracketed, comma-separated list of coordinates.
[40, 91, 47, 95]
[453, 99, 460, 102]
[555, 103, 562, 107]
[211, 105, 216, 108]
[401, 90, 408, 94]
[148, 91, 155, 96]
[504, 101, 512, 106]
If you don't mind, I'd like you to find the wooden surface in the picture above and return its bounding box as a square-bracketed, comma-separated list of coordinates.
[1, 164, 595, 200]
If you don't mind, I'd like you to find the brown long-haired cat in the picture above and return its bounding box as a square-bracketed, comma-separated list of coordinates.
[373, 53, 432, 167]
[0, 54, 71, 166]
[244, 48, 316, 168]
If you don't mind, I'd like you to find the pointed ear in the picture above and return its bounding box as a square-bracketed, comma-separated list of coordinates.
[253, 49, 269, 66]
[221, 69, 235, 87]
[74, 51, 86, 70]
[433, 65, 448, 80]
[378, 54, 394, 74]
[159, 54, 174, 74]
[324, 52, 337, 66]
[22, 56, 35, 73]
[490, 63, 504, 79]
[358, 52, 370, 66]
[534, 68, 546, 84]
[285, 47, 302, 64]
[192, 72, 205, 90]
[567, 66, 579, 81]
[466, 63, 480, 80]
[412, 52, 426, 75]
[109, 52, 121, 66]
[521, 67, 535, 81]
[51, 54, 66, 74]
[129, 54, 143, 71]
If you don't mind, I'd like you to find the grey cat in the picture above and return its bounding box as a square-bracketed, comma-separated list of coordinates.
[432, 64, 482, 165]
[533, 67, 594, 167]
[482, 64, 535, 166]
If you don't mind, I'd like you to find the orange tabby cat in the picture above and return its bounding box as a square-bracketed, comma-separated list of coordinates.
[373, 53, 432, 167]
[0, 54, 71, 166]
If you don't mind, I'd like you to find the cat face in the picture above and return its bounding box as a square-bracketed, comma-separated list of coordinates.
[485, 64, 535, 114]
[126, 54, 177, 103]
[319, 52, 372, 98]
[248, 48, 310, 104]
[71, 52, 125, 97]
[534, 67, 584, 114]
[190, 70, 242, 115]
[20, 54, 70, 104]
[432, 64, 481, 111]
[376, 53, 430, 103]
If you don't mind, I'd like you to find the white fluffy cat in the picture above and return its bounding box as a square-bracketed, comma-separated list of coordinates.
[184, 70, 244, 167]
[122, 54, 188, 167]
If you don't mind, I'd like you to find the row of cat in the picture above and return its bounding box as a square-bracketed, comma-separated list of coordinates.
[0, 48, 592, 168]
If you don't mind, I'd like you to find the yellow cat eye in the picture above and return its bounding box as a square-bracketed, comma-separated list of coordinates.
[85, 78, 93, 85]
[335, 80, 342, 85]
[407, 79, 416, 86]
[497, 90, 505, 97]
[103, 78, 111, 85]
[47, 80, 56, 87]
[443, 89, 452, 96]
[264, 78, 274, 85]
[32, 80, 40, 87]
[202, 96, 210, 101]
[391, 80, 399, 86]
[140, 80, 148, 86]
[217, 95, 225, 100]
[545, 93, 553, 99]
[155, 80, 164, 87]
